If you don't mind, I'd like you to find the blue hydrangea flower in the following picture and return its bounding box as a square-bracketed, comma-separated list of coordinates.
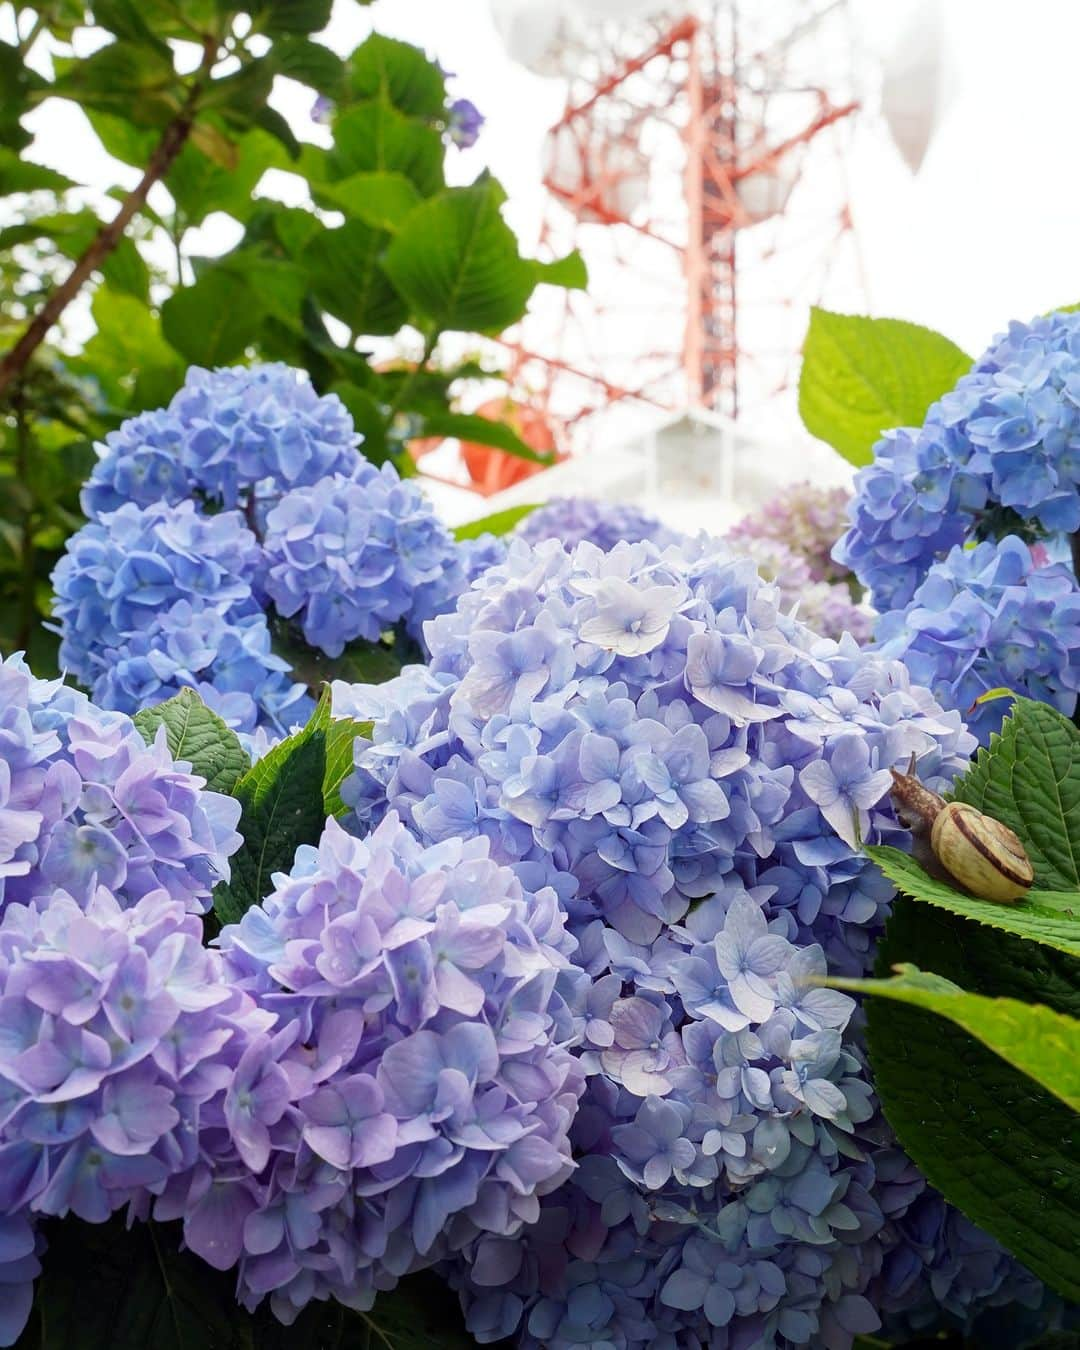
[0, 654, 240, 918]
[82, 364, 360, 520]
[446, 97, 484, 149]
[261, 463, 469, 658]
[875, 535, 1080, 745]
[515, 498, 682, 552]
[211, 812, 587, 1324]
[331, 535, 1042, 1347]
[51, 499, 310, 734]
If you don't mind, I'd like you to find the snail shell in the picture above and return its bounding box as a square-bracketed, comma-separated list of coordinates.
[930, 801, 1034, 904]
[888, 758, 1034, 903]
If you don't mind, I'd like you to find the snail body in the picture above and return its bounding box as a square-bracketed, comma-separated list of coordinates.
[888, 759, 1034, 904]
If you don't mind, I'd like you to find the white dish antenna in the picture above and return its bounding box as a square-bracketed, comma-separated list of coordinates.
[544, 123, 651, 223]
[735, 152, 802, 227]
[490, 0, 674, 78]
[880, 0, 950, 173]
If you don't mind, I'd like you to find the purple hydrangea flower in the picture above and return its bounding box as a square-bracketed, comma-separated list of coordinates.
[446, 97, 484, 149]
[728, 483, 855, 586]
[515, 498, 681, 553]
[211, 812, 587, 1323]
[0, 654, 240, 918]
[330, 535, 1042, 1347]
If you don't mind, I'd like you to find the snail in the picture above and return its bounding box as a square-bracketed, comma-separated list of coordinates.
[888, 755, 1034, 904]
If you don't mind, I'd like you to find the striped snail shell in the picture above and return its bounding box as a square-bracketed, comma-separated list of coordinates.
[888, 756, 1034, 904]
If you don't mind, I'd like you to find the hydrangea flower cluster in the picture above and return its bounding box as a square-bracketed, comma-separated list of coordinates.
[333, 535, 1039, 1346]
[728, 483, 855, 586]
[262, 464, 474, 657]
[446, 97, 485, 149]
[876, 536, 1080, 743]
[0, 653, 240, 918]
[730, 536, 872, 644]
[836, 309, 1080, 735]
[82, 363, 360, 520]
[515, 497, 681, 552]
[188, 813, 588, 1324]
[58, 364, 508, 736]
[51, 498, 311, 736]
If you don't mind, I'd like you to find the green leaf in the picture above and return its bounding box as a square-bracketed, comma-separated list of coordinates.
[271, 37, 346, 97]
[316, 170, 422, 231]
[90, 0, 172, 53]
[836, 963, 1080, 1113]
[327, 101, 444, 197]
[0, 148, 76, 194]
[798, 308, 973, 466]
[864, 899, 1080, 1300]
[52, 42, 181, 128]
[382, 180, 546, 334]
[73, 287, 184, 409]
[419, 410, 553, 464]
[330, 381, 388, 462]
[213, 693, 332, 926]
[346, 33, 446, 118]
[454, 503, 540, 539]
[324, 717, 371, 818]
[133, 688, 250, 795]
[0, 40, 46, 151]
[161, 266, 268, 365]
[249, 0, 334, 34]
[532, 250, 588, 290]
[301, 221, 408, 336]
[865, 845, 1080, 958]
[952, 696, 1080, 891]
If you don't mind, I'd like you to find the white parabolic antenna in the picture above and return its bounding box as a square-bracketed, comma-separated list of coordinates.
[544, 123, 651, 223]
[880, 0, 950, 173]
[490, 0, 674, 78]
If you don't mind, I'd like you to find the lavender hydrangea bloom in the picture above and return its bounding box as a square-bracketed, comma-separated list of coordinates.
[211, 812, 587, 1323]
[727, 536, 873, 644]
[875, 535, 1080, 745]
[335, 535, 1045, 1348]
[0, 881, 269, 1339]
[82, 364, 360, 521]
[515, 498, 681, 552]
[261, 464, 464, 657]
[0, 654, 240, 918]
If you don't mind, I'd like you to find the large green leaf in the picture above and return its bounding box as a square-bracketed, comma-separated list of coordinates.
[864, 900, 1080, 1300]
[327, 101, 444, 197]
[420, 410, 554, 464]
[346, 33, 446, 117]
[301, 220, 408, 336]
[73, 287, 184, 409]
[315, 170, 422, 231]
[166, 128, 285, 226]
[836, 963, 1080, 1113]
[51, 42, 181, 128]
[866, 845, 1080, 958]
[0, 148, 76, 194]
[0, 40, 46, 151]
[454, 503, 540, 539]
[798, 308, 973, 466]
[952, 696, 1080, 890]
[324, 716, 372, 818]
[248, 0, 334, 35]
[133, 688, 250, 795]
[212, 693, 332, 926]
[382, 180, 550, 335]
[271, 36, 346, 97]
[161, 265, 268, 365]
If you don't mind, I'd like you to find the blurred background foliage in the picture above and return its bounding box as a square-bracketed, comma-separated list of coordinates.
[0, 0, 583, 671]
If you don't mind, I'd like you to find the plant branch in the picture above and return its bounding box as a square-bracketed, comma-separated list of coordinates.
[1070, 530, 1080, 582]
[0, 39, 217, 398]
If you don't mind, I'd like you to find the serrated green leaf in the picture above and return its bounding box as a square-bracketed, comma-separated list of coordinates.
[865, 899, 1080, 1300]
[836, 963, 1080, 1113]
[133, 688, 250, 795]
[532, 250, 588, 290]
[301, 220, 407, 336]
[346, 33, 446, 118]
[70, 287, 184, 409]
[328, 101, 444, 197]
[382, 180, 547, 335]
[271, 36, 345, 97]
[316, 170, 422, 231]
[798, 308, 973, 466]
[324, 717, 371, 818]
[0, 147, 76, 194]
[866, 845, 1080, 957]
[952, 696, 1080, 891]
[161, 266, 268, 364]
[250, 0, 333, 35]
[454, 503, 539, 539]
[213, 693, 332, 926]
